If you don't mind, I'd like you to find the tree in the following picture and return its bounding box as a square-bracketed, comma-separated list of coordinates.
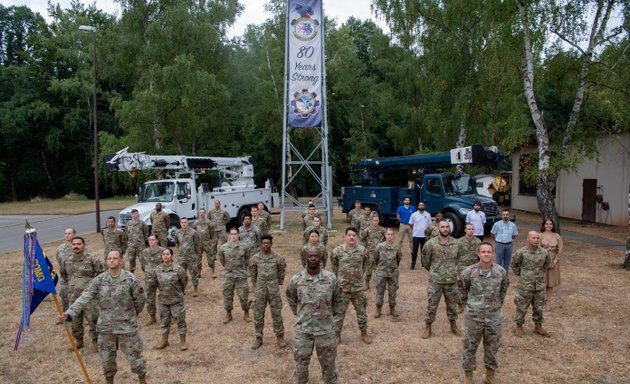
[516, 0, 624, 230]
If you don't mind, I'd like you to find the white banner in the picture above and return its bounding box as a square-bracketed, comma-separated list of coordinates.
[287, 0, 323, 127]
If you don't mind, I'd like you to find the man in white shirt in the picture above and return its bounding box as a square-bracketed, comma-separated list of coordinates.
[466, 201, 486, 241]
[409, 201, 432, 269]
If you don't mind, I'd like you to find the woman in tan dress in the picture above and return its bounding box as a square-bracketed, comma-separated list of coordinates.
[540, 219, 563, 311]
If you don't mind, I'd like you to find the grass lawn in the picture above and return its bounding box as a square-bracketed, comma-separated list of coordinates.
[0, 196, 136, 215]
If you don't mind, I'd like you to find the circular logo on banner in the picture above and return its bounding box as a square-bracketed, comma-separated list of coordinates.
[291, 16, 320, 41]
[291, 89, 320, 118]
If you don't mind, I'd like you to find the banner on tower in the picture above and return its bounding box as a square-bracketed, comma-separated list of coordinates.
[287, 0, 323, 127]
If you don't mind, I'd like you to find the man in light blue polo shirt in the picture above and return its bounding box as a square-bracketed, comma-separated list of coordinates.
[396, 196, 415, 252]
[490, 209, 518, 273]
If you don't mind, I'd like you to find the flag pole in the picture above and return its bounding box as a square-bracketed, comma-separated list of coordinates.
[53, 294, 92, 384]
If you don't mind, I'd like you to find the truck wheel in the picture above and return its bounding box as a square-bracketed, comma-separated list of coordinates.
[166, 220, 181, 247]
[443, 212, 463, 238]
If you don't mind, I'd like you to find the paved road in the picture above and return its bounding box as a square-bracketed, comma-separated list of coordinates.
[0, 210, 119, 253]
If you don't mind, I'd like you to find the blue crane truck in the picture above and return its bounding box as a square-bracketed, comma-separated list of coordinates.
[339, 144, 508, 237]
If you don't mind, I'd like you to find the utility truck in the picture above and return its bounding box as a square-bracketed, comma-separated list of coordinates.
[105, 147, 279, 243]
[339, 144, 508, 237]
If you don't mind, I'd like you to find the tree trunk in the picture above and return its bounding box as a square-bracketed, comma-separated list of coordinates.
[517, 0, 561, 233]
[455, 119, 466, 174]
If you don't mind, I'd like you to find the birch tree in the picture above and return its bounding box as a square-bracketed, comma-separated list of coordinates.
[516, 0, 622, 229]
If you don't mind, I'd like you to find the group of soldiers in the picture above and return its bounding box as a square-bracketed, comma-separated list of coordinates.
[54, 198, 554, 384]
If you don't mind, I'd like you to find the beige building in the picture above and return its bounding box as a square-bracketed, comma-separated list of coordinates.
[511, 134, 630, 226]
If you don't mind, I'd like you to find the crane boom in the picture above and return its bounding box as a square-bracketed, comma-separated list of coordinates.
[104, 147, 255, 182]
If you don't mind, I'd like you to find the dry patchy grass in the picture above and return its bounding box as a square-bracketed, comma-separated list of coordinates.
[0, 197, 135, 215]
[1, 209, 629, 384]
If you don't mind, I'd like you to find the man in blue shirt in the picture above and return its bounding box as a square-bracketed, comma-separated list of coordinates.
[396, 196, 415, 252]
[490, 209, 518, 273]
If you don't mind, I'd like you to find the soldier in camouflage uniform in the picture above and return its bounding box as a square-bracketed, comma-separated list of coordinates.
[373, 228, 402, 318]
[152, 248, 189, 351]
[150, 202, 170, 247]
[174, 217, 202, 297]
[209, 199, 231, 245]
[249, 235, 287, 349]
[303, 204, 322, 230]
[457, 224, 481, 312]
[287, 246, 343, 384]
[347, 200, 362, 224]
[102, 216, 127, 261]
[126, 209, 149, 273]
[56, 227, 76, 311]
[257, 201, 272, 234]
[420, 220, 462, 338]
[59, 236, 104, 351]
[354, 207, 372, 236]
[360, 214, 386, 290]
[303, 216, 328, 246]
[192, 208, 217, 277]
[512, 231, 552, 338]
[60, 250, 147, 384]
[424, 212, 444, 240]
[238, 213, 262, 267]
[251, 206, 269, 237]
[219, 228, 251, 324]
[331, 227, 372, 344]
[461, 242, 508, 384]
[141, 235, 165, 325]
[300, 230, 328, 268]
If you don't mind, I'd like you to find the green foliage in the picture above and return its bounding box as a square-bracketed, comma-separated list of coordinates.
[0, 1, 627, 201]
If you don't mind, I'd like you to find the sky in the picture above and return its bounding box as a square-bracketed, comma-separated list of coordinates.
[4, 0, 387, 37]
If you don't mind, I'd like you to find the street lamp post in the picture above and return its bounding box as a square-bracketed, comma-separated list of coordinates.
[79, 25, 100, 233]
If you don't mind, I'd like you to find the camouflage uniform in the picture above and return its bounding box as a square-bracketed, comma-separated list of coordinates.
[238, 224, 262, 265]
[60, 251, 104, 344]
[360, 225, 386, 284]
[457, 236, 481, 307]
[65, 270, 147, 379]
[125, 219, 148, 272]
[220, 241, 250, 312]
[102, 228, 127, 260]
[150, 210, 170, 247]
[331, 244, 369, 332]
[424, 222, 439, 240]
[152, 262, 188, 335]
[421, 236, 460, 323]
[303, 225, 328, 246]
[56, 242, 73, 311]
[354, 215, 372, 236]
[258, 209, 272, 234]
[174, 227, 202, 288]
[250, 250, 287, 338]
[140, 245, 165, 318]
[300, 243, 328, 269]
[512, 246, 551, 325]
[461, 263, 508, 372]
[209, 207, 230, 244]
[192, 217, 216, 272]
[286, 269, 343, 384]
[348, 207, 363, 224]
[303, 214, 319, 230]
[373, 241, 402, 308]
[252, 214, 269, 236]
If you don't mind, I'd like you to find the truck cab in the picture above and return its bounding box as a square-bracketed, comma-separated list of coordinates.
[421, 174, 499, 236]
[118, 179, 197, 245]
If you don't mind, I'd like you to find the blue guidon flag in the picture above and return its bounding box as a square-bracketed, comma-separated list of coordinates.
[14, 228, 58, 350]
[287, 0, 323, 127]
